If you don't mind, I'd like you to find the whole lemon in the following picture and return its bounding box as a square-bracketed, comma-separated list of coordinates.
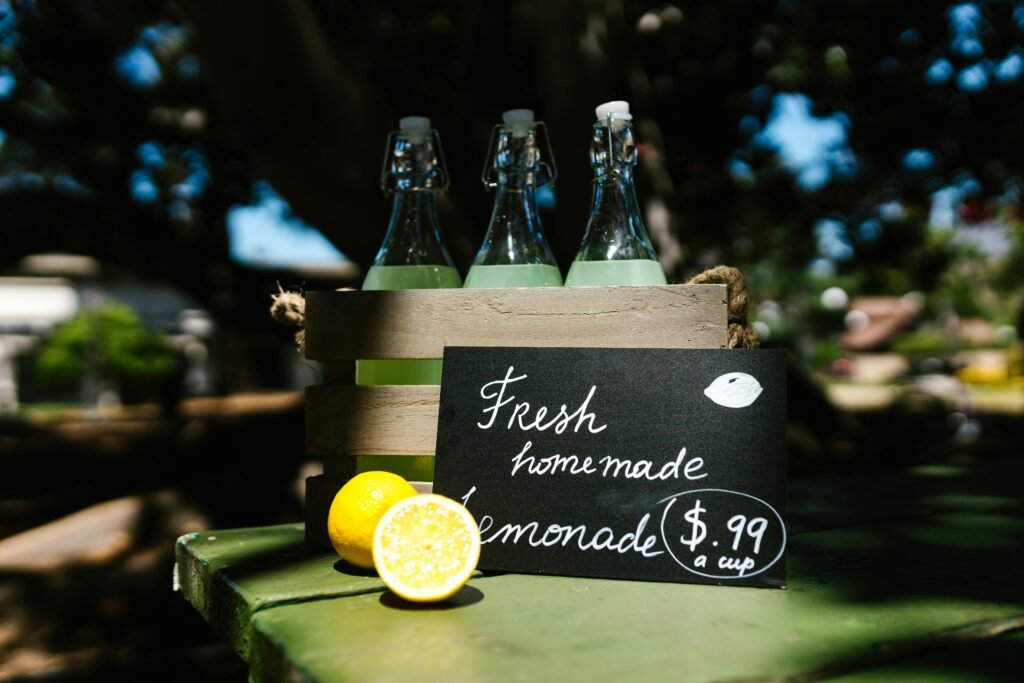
[327, 471, 418, 568]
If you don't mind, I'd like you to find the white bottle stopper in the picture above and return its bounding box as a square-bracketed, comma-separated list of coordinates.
[502, 108, 535, 138]
[594, 100, 632, 121]
[502, 108, 535, 124]
[399, 116, 432, 131]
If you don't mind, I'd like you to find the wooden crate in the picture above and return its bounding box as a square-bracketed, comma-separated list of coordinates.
[303, 284, 729, 547]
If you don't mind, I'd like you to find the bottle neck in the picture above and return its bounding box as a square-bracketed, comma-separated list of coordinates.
[494, 169, 537, 191]
[382, 129, 447, 192]
[591, 171, 641, 224]
[374, 187, 453, 267]
[577, 132, 657, 262]
[589, 119, 636, 177]
[393, 173, 436, 191]
[474, 184, 556, 266]
[582, 174, 655, 259]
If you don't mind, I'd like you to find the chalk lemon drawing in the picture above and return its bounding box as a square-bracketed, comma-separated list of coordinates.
[703, 372, 763, 408]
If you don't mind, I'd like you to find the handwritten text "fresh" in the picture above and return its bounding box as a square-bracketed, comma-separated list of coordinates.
[477, 366, 607, 434]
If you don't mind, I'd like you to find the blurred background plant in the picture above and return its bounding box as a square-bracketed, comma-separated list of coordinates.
[34, 304, 179, 399]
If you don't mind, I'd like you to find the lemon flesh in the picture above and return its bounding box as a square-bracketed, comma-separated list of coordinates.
[327, 471, 418, 569]
[373, 494, 481, 602]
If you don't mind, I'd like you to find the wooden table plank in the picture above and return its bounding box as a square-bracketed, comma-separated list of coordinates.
[177, 459, 1024, 680]
[245, 509, 1024, 683]
[175, 524, 387, 658]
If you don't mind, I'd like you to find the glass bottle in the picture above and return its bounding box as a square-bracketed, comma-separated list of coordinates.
[357, 116, 461, 480]
[464, 109, 562, 288]
[564, 100, 667, 286]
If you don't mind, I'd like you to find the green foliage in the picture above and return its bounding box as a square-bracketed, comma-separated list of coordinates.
[946, 276, 989, 319]
[808, 340, 845, 370]
[891, 329, 957, 357]
[930, 243, 1009, 321]
[996, 220, 1024, 291]
[35, 304, 179, 388]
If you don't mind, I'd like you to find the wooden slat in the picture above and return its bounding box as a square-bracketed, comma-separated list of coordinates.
[305, 385, 440, 458]
[304, 284, 728, 360]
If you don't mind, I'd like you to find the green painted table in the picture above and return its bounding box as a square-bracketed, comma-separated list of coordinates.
[177, 459, 1024, 682]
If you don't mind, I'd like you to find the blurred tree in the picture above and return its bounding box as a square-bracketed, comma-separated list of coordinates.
[0, 0, 259, 325]
[35, 302, 179, 397]
[1, 0, 1022, 333]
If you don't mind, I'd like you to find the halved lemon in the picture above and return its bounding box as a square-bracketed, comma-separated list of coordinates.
[372, 494, 481, 602]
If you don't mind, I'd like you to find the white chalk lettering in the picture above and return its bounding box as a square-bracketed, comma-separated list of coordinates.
[586, 527, 615, 551]
[510, 441, 598, 477]
[683, 455, 707, 480]
[598, 448, 705, 481]
[478, 366, 527, 429]
[478, 370, 607, 434]
[718, 556, 756, 576]
[489, 521, 540, 545]
[481, 513, 662, 558]
[508, 401, 532, 430]
[557, 385, 607, 434]
[540, 524, 566, 547]
[614, 513, 661, 556]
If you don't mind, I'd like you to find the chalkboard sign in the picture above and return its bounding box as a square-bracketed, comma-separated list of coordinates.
[433, 347, 787, 589]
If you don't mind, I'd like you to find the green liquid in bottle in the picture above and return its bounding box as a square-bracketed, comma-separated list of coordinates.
[564, 259, 666, 286]
[464, 263, 563, 288]
[362, 264, 462, 291]
[355, 455, 436, 480]
[357, 264, 461, 481]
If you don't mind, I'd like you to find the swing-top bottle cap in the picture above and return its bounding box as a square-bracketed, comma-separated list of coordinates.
[502, 108, 535, 124]
[385, 116, 448, 191]
[595, 100, 632, 121]
[399, 116, 432, 131]
[501, 109, 535, 138]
